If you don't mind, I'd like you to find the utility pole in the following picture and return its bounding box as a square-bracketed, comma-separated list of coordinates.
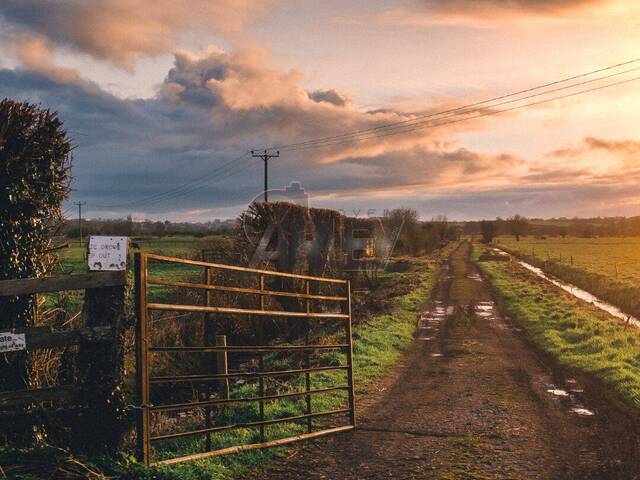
[75, 201, 86, 247]
[251, 150, 280, 202]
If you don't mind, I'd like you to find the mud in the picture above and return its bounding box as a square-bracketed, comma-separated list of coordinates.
[239, 243, 640, 480]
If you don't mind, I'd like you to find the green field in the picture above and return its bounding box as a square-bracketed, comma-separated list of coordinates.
[497, 236, 640, 319]
[50, 236, 231, 309]
[59, 236, 229, 279]
[476, 243, 640, 409]
[498, 236, 640, 285]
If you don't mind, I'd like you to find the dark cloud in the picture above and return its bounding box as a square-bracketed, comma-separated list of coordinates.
[308, 89, 349, 107]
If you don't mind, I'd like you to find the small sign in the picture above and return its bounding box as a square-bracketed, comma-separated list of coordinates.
[88, 236, 128, 271]
[0, 332, 26, 353]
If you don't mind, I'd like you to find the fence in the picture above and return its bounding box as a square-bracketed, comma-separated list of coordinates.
[135, 252, 356, 466]
[0, 270, 127, 447]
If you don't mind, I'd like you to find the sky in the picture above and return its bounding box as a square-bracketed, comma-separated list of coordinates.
[1, 0, 640, 221]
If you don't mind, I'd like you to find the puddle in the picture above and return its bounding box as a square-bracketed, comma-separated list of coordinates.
[493, 249, 640, 328]
[547, 389, 569, 397]
[431, 353, 443, 357]
[571, 407, 595, 416]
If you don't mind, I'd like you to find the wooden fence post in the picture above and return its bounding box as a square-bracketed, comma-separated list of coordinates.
[76, 271, 129, 451]
[216, 335, 230, 399]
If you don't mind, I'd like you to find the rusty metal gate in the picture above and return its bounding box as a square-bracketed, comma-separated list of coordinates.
[134, 252, 355, 465]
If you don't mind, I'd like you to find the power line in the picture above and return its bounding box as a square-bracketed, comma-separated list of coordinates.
[126, 155, 257, 209]
[94, 151, 252, 209]
[266, 56, 640, 152]
[284, 75, 640, 152]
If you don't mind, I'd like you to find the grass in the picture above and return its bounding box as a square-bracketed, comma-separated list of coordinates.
[59, 236, 229, 277]
[476, 243, 640, 410]
[1, 248, 450, 479]
[497, 236, 640, 319]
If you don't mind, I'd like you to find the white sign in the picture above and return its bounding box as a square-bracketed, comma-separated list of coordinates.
[0, 332, 26, 353]
[88, 236, 128, 271]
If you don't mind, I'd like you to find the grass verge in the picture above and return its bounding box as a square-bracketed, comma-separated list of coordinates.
[475, 243, 640, 410]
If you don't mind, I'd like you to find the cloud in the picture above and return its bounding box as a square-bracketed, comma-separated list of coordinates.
[308, 89, 350, 107]
[156, 44, 463, 153]
[548, 136, 640, 159]
[423, 0, 605, 17]
[10, 35, 104, 92]
[0, 0, 276, 67]
[334, 146, 521, 193]
[2, 41, 638, 220]
[373, 0, 615, 27]
[161, 46, 307, 111]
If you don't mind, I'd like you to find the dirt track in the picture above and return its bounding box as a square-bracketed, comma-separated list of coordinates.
[241, 243, 640, 480]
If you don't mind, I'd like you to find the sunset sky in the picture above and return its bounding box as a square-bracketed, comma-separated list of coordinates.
[1, 0, 640, 221]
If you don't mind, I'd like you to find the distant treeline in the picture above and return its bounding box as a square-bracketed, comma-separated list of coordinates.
[63, 216, 235, 238]
[463, 216, 640, 240]
[63, 213, 640, 244]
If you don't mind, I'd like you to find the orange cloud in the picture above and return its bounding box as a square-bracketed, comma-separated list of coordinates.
[423, 0, 606, 17]
[1, 0, 277, 67]
[374, 0, 619, 27]
[13, 36, 83, 85]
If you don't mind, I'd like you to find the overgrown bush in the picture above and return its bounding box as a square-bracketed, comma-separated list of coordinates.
[0, 99, 72, 393]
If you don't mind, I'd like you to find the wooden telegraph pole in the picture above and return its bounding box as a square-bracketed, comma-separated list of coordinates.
[251, 150, 280, 202]
[75, 201, 87, 246]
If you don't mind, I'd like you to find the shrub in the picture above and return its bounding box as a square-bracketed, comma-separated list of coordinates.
[0, 99, 72, 395]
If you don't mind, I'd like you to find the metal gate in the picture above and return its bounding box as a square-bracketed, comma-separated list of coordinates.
[134, 252, 355, 465]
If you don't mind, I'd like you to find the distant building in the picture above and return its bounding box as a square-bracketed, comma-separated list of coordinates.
[284, 182, 309, 208]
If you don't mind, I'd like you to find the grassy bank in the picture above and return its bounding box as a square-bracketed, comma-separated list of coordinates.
[498, 236, 640, 320]
[476, 243, 640, 410]
[2, 250, 450, 479]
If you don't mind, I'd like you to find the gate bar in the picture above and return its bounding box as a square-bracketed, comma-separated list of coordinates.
[150, 386, 350, 412]
[149, 365, 349, 383]
[156, 425, 355, 466]
[144, 252, 347, 283]
[147, 277, 347, 301]
[134, 252, 151, 466]
[146, 302, 349, 319]
[148, 344, 348, 353]
[151, 408, 351, 442]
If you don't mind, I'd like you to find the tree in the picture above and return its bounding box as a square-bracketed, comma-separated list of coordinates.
[432, 215, 448, 242]
[507, 214, 529, 241]
[480, 220, 497, 244]
[384, 208, 421, 256]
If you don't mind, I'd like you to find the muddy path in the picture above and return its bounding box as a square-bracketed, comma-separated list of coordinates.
[240, 242, 640, 480]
